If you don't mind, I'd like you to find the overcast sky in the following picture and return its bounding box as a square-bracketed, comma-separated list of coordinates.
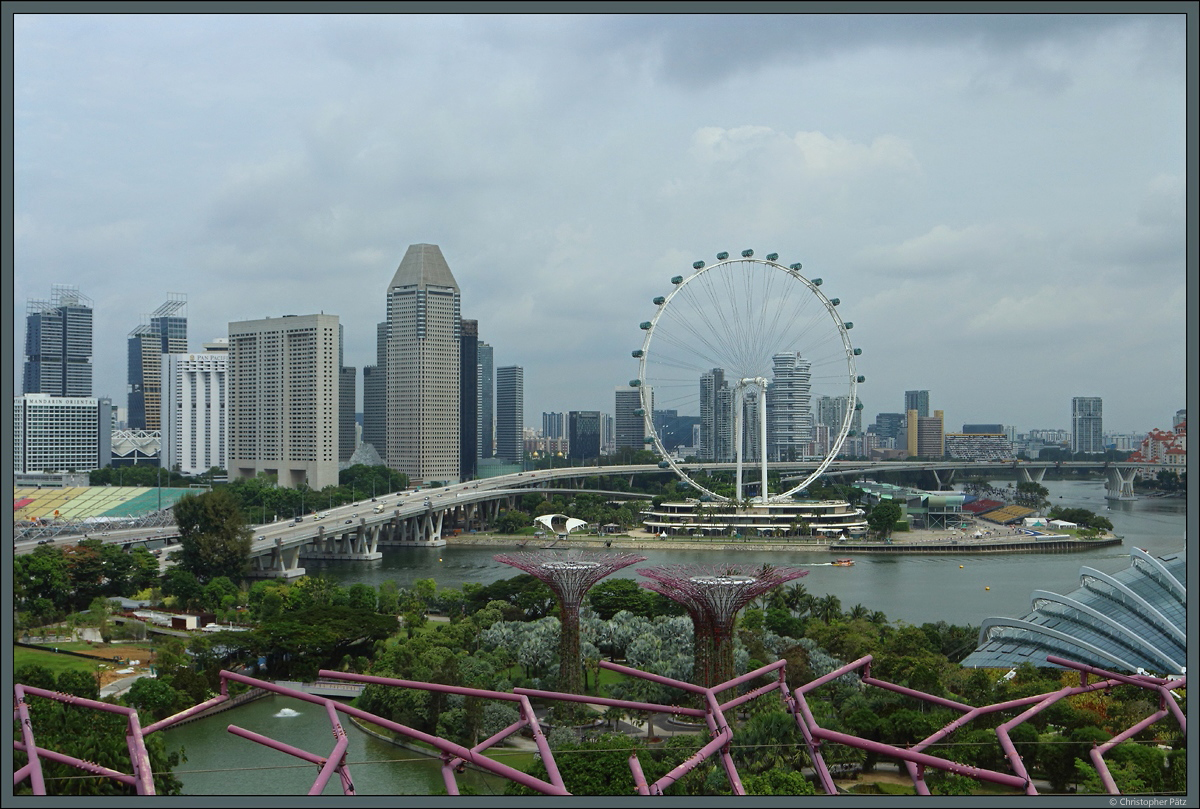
[12, 12, 1189, 435]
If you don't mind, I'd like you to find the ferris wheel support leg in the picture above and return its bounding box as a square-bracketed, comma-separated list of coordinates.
[759, 382, 768, 503]
[734, 385, 744, 503]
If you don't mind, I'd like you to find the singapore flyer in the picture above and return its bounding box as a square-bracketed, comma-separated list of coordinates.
[632, 250, 862, 503]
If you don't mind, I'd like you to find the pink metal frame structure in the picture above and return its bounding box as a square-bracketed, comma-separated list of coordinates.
[787, 653, 1187, 796]
[14, 654, 1185, 796]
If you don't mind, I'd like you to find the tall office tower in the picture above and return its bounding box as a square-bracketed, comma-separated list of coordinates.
[600, 413, 616, 456]
[767, 352, 812, 462]
[907, 408, 945, 458]
[228, 314, 340, 489]
[161, 340, 228, 475]
[478, 341, 494, 459]
[1071, 397, 1104, 454]
[459, 319, 479, 480]
[569, 410, 601, 460]
[874, 412, 905, 444]
[904, 390, 930, 419]
[495, 365, 524, 464]
[615, 386, 652, 450]
[741, 388, 761, 462]
[542, 412, 566, 440]
[339, 365, 357, 462]
[14, 394, 112, 473]
[714, 386, 735, 462]
[385, 244, 461, 483]
[23, 284, 94, 396]
[699, 368, 726, 461]
[362, 365, 385, 456]
[362, 320, 388, 460]
[127, 294, 188, 431]
[1173, 409, 1186, 429]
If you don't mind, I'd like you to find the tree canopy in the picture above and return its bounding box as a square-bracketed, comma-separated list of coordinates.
[172, 488, 252, 583]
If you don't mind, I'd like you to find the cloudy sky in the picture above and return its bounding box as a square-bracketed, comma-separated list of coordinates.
[12, 12, 1189, 435]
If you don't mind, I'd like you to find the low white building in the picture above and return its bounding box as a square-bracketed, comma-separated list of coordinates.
[14, 394, 112, 473]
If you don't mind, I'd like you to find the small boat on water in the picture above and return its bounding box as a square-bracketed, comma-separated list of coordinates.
[832, 558, 855, 567]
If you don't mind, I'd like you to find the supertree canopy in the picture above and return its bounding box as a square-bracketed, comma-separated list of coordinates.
[494, 550, 646, 698]
[638, 564, 808, 687]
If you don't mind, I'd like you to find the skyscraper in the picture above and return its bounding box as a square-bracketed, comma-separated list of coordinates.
[459, 319, 479, 480]
[386, 244, 461, 484]
[1072, 397, 1104, 454]
[904, 390, 930, 419]
[615, 385, 652, 450]
[495, 365, 524, 464]
[569, 411, 601, 460]
[362, 321, 388, 460]
[23, 284, 94, 397]
[127, 294, 188, 431]
[228, 314, 340, 489]
[161, 339, 227, 476]
[542, 412, 566, 440]
[477, 341, 494, 460]
[339, 366, 357, 463]
[699, 368, 726, 461]
[767, 353, 812, 461]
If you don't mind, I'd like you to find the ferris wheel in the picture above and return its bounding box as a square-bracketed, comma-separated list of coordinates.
[632, 250, 862, 503]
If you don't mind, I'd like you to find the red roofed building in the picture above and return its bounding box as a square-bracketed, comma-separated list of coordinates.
[1127, 420, 1186, 477]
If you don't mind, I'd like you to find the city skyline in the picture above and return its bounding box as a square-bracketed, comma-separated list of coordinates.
[12, 13, 1189, 434]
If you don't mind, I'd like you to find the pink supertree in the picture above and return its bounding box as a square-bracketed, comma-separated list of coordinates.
[494, 550, 645, 697]
[638, 564, 808, 687]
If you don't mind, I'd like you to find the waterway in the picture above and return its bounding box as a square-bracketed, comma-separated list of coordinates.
[159, 693, 511, 795]
[302, 478, 1186, 627]
[163, 478, 1186, 795]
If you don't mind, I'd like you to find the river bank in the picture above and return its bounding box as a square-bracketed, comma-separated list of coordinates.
[446, 523, 1122, 555]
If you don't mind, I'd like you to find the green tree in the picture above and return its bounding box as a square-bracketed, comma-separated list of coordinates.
[866, 501, 903, 540]
[173, 488, 252, 583]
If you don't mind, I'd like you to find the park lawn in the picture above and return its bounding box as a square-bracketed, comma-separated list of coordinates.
[14, 646, 108, 679]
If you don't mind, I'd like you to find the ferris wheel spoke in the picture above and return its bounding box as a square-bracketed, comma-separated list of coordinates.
[639, 255, 858, 502]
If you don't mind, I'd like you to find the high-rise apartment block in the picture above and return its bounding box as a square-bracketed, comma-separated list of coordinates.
[23, 285, 94, 397]
[495, 365, 524, 464]
[386, 244, 461, 484]
[904, 390, 930, 419]
[1071, 397, 1104, 454]
[228, 314, 340, 489]
[161, 339, 228, 476]
[459, 319, 479, 480]
[14, 394, 112, 473]
[542, 412, 566, 441]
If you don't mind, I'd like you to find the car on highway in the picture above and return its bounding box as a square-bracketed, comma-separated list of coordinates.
[345, 519, 353, 524]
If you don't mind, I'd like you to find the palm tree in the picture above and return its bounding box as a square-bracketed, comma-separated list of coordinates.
[816, 594, 843, 624]
[848, 603, 870, 621]
[867, 610, 888, 626]
[782, 582, 810, 616]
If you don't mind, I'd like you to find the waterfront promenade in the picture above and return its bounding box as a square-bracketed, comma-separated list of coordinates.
[447, 521, 1121, 555]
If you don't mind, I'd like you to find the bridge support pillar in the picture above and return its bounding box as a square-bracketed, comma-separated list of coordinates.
[247, 537, 306, 579]
[1017, 467, 1047, 484]
[378, 510, 447, 548]
[300, 521, 383, 562]
[1105, 466, 1138, 501]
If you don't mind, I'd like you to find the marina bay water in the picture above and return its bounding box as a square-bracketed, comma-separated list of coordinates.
[305, 478, 1186, 627]
[163, 478, 1185, 795]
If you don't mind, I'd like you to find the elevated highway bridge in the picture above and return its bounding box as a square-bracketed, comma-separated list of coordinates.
[18, 459, 1149, 578]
